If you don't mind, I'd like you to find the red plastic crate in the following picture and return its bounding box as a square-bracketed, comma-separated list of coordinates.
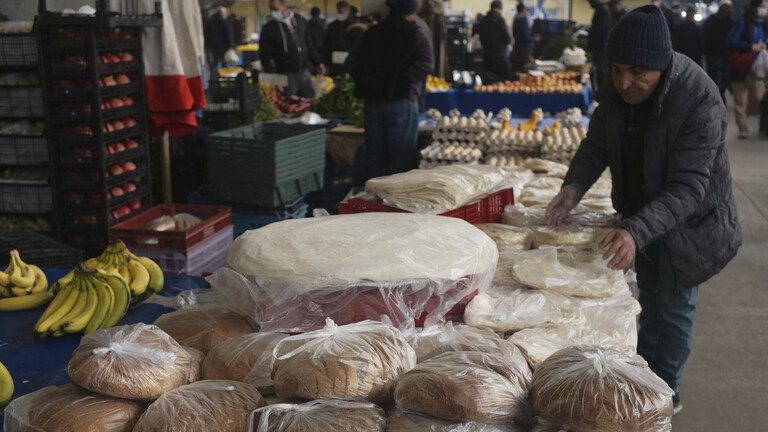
[109, 204, 232, 251]
[338, 187, 515, 224]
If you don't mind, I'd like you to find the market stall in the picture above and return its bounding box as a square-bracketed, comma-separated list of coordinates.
[426, 85, 593, 116]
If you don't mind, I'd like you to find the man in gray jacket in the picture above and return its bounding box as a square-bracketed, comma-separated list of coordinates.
[546, 6, 742, 415]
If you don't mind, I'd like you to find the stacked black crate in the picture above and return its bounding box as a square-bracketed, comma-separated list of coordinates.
[445, 12, 470, 72]
[203, 72, 261, 132]
[0, 26, 56, 234]
[37, 0, 161, 254]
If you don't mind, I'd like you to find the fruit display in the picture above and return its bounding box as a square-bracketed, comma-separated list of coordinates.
[34, 241, 163, 338]
[0, 250, 52, 311]
[0, 120, 45, 136]
[0, 214, 53, 232]
[426, 75, 451, 92]
[0, 361, 12, 408]
[265, 91, 314, 115]
[474, 71, 583, 94]
[312, 74, 335, 94]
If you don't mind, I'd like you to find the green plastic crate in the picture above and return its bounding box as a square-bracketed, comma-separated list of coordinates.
[213, 169, 323, 207]
[208, 146, 325, 183]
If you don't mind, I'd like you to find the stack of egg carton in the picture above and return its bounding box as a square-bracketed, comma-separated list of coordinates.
[540, 124, 588, 164]
[485, 128, 544, 167]
[419, 109, 488, 169]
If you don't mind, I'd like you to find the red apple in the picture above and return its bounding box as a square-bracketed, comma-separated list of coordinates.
[110, 164, 124, 176]
[122, 96, 134, 106]
[109, 98, 124, 108]
[123, 182, 137, 192]
[115, 74, 130, 85]
[111, 186, 125, 197]
[120, 52, 134, 62]
[113, 120, 125, 130]
[105, 144, 115, 155]
[123, 117, 137, 128]
[128, 200, 142, 211]
[114, 142, 126, 152]
[124, 139, 139, 149]
[108, 54, 121, 63]
[102, 75, 117, 86]
[122, 161, 137, 172]
[101, 100, 109, 110]
[117, 206, 131, 217]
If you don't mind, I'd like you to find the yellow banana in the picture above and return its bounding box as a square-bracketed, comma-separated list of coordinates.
[0, 284, 12, 297]
[85, 278, 114, 334]
[129, 255, 164, 294]
[34, 279, 81, 337]
[49, 282, 87, 334]
[10, 286, 29, 297]
[126, 257, 149, 296]
[5, 252, 20, 286]
[0, 290, 53, 311]
[94, 268, 131, 329]
[29, 265, 47, 293]
[61, 280, 99, 334]
[117, 262, 133, 285]
[9, 251, 35, 288]
[52, 270, 75, 295]
[0, 263, 10, 287]
[0, 361, 13, 408]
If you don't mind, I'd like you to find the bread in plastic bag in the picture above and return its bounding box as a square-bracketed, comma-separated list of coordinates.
[3, 383, 144, 432]
[385, 409, 526, 431]
[364, 164, 515, 213]
[185, 346, 205, 383]
[464, 283, 585, 333]
[132, 379, 266, 431]
[219, 213, 498, 332]
[394, 351, 530, 424]
[475, 224, 533, 252]
[518, 188, 558, 208]
[153, 305, 257, 353]
[67, 323, 193, 401]
[252, 399, 387, 431]
[201, 331, 288, 394]
[531, 346, 674, 432]
[522, 176, 564, 191]
[502, 204, 618, 229]
[522, 158, 569, 178]
[272, 319, 417, 405]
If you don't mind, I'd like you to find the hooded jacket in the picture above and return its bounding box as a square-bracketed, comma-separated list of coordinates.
[260, 13, 321, 74]
[563, 52, 742, 291]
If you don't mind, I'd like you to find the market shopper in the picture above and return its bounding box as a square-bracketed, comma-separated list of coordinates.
[203, 7, 235, 74]
[727, 0, 768, 139]
[260, 0, 325, 99]
[546, 5, 742, 415]
[609, 0, 626, 26]
[588, 0, 612, 95]
[478, 1, 512, 83]
[307, 6, 327, 64]
[704, 0, 734, 103]
[325, 1, 356, 76]
[512, 3, 535, 74]
[673, 5, 705, 66]
[346, 0, 434, 179]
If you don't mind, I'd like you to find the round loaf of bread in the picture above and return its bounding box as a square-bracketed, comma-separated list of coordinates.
[132, 380, 266, 432]
[67, 323, 192, 401]
[202, 332, 288, 394]
[385, 409, 525, 432]
[185, 347, 204, 383]
[153, 307, 257, 354]
[394, 351, 530, 423]
[3, 383, 144, 432]
[531, 346, 674, 432]
[253, 399, 386, 431]
[272, 320, 416, 405]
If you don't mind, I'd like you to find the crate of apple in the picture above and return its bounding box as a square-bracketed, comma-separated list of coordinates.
[107, 161, 138, 178]
[99, 74, 130, 87]
[101, 117, 137, 134]
[111, 200, 143, 221]
[110, 181, 138, 199]
[102, 96, 135, 111]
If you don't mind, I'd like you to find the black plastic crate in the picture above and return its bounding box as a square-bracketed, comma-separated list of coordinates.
[205, 72, 260, 114]
[0, 135, 48, 165]
[0, 34, 39, 67]
[0, 184, 54, 213]
[0, 229, 84, 269]
[0, 87, 44, 117]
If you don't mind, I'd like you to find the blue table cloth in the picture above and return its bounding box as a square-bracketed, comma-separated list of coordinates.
[0, 270, 210, 428]
[425, 86, 593, 116]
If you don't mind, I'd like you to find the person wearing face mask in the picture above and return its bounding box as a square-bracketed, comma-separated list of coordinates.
[546, 6, 741, 416]
[727, 0, 768, 138]
[259, 0, 326, 98]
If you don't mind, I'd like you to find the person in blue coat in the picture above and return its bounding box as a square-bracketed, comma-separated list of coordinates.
[727, 0, 768, 138]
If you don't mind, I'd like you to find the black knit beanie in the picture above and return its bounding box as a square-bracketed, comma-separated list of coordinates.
[606, 5, 673, 70]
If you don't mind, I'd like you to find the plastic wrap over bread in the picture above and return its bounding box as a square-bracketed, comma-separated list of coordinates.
[202, 331, 288, 394]
[385, 409, 527, 432]
[67, 323, 192, 401]
[475, 224, 533, 252]
[3, 383, 144, 432]
[464, 283, 585, 333]
[271, 319, 417, 405]
[132, 380, 266, 431]
[364, 164, 515, 213]
[252, 399, 387, 432]
[502, 204, 618, 228]
[220, 213, 498, 332]
[531, 346, 674, 432]
[153, 305, 257, 354]
[395, 351, 530, 424]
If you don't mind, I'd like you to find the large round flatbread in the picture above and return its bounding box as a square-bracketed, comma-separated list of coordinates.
[201, 332, 288, 394]
[153, 307, 257, 354]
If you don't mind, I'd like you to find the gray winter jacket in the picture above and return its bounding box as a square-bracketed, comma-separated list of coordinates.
[564, 52, 742, 290]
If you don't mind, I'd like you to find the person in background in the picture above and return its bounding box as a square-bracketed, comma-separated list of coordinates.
[609, 0, 626, 25]
[704, 0, 734, 103]
[588, 0, 612, 94]
[260, 0, 325, 98]
[227, 11, 246, 45]
[512, 2, 534, 74]
[546, 5, 740, 416]
[727, 0, 768, 138]
[307, 6, 327, 67]
[346, 0, 433, 179]
[203, 7, 234, 74]
[478, 1, 512, 83]
[349, 6, 361, 22]
[673, 5, 705, 65]
[472, 13, 484, 38]
[325, 1, 355, 76]
[651, 0, 679, 35]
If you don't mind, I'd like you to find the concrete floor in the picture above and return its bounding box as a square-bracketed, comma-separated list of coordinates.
[671, 102, 768, 430]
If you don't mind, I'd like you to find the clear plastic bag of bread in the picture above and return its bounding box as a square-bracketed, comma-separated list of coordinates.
[271, 318, 417, 405]
[252, 399, 387, 431]
[216, 213, 499, 333]
[132, 380, 266, 431]
[385, 409, 527, 432]
[67, 323, 193, 401]
[530, 345, 674, 432]
[3, 383, 145, 432]
[394, 351, 531, 424]
[502, 204, 547, 227]
[202, 331, 288, 394]
[152, 304, 258, 353]
[475, 223, 533, 252]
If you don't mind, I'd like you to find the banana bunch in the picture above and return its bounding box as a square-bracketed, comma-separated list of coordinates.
[0, 360, 12, 408]
[34, 263, 131, 338]
[0, 250, 53, 311]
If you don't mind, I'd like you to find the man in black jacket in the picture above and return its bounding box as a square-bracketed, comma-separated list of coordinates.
[478, 1, 512, 82]
[512, 3, 534, 74]
[547, 6, 741, 415]
[588, 0, 612, 94]
[325, 1, 355, 77]
[204, 7, 234, 74]
[260, 0, 325, 98]
[307, 6, 326, 66]
[704, 0, 734, 102]
[346, 0, 433, 179]
[673, 6, 705, 65]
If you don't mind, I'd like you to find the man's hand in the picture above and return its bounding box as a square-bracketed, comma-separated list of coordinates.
[599, 229, 636, 270]
[546, 185, 580, 226]
[316, 63, 326, 75]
